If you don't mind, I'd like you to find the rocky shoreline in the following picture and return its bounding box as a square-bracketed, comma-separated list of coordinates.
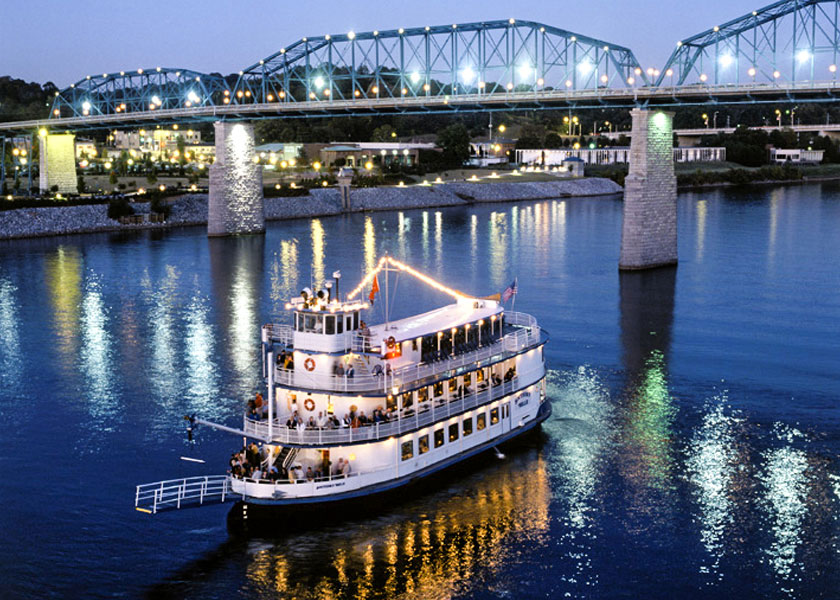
[0, 178, 622, 241]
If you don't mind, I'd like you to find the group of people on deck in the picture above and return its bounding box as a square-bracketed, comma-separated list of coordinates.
[229, 442, 353, 483]
[283, 407, 396, 430]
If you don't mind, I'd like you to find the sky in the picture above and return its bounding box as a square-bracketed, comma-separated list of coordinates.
[1, 0, 767, 86]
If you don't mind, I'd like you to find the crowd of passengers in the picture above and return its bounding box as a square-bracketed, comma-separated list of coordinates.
[246, 365, 518, 426]
[229, 442, 352, 483]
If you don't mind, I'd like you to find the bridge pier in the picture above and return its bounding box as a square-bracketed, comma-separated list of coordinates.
[208, 121, 264, 237]
[38, 132, 77, 195]
[619, 109, 678, 271]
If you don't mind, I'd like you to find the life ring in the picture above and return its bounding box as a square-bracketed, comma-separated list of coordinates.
[304, 397, 316, 412]
[304, 357, 316, 372]
[386, 336, 396, 349]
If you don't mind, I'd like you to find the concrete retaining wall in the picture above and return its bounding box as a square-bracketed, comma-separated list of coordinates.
[0, 178, 621, 240]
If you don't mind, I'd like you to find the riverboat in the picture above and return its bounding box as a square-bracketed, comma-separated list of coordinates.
[134, 256, 550, 520]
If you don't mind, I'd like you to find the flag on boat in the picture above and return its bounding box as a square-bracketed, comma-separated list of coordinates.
[501, 278, 518, 303]
[369, 273, 380, 305]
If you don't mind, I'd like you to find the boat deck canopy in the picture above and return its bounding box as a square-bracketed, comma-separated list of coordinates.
[367, 298, 502, 344]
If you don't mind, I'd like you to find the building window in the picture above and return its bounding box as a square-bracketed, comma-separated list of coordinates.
[401, 440, 414, 460]
[434, 429, 444, 448]
[490, 407, 499, 425]
[477, 413, 486, 431]
[418, 434, 429, 454]
[325, 315, 335, 335]
[449, 423, 459, 442]
[463, 417, 473, 436]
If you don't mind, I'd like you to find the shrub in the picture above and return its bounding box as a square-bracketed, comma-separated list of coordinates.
[149, 196, 170, 218]
[77, 175, 86, 193]
[50, 184, 59, 193]
[109, 171, 118, 185]
[107, 197, 134, 219]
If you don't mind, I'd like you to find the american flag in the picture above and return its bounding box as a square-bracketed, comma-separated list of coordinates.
[501, 278, 518, 302]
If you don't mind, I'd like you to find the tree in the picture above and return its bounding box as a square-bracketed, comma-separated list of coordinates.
[436, 123, 471, 168]
[371, 124, 396, 142]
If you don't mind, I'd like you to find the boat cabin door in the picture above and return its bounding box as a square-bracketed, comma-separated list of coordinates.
[501, 402, 511, 434]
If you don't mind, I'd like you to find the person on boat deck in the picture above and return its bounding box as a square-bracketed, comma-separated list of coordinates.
[251, 467, 262, 480]
[492, 372, 502, 386]
[343, 413, 352, 427]
[332, 458, 344, 476]
[504, 367, 516, 382]
[328, 414, 341, 428]
[317, 411, 328, 428]
[305, 467, 315, 481]
[334, 362, 345, 377]
[341, 459, 351, 476]
[254, 392, 264, 414]
[346, 364, 355, 378]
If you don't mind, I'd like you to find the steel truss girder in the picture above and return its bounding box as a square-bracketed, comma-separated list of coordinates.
[231, 20, 647, 106]
[659, 0, 840, 86]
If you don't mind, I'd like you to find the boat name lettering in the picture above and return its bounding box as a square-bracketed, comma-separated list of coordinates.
[315, 481, 347, 490]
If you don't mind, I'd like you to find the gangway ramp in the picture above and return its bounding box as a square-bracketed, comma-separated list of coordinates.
[135, 475, 237, 514]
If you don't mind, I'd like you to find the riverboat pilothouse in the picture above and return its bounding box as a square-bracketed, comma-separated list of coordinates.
[135, 256, 550, 521]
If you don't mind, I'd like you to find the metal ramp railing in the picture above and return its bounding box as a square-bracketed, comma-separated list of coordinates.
[135, 475, 236, 514]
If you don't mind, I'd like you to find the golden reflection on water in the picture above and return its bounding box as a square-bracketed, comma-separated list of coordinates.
[488, 211, 508, 289]
[363, 216, 376, 277]
[434, 211, 442, 275]
[397, 212, 409, 259]
[80, 276, 116, 418]
[183, 289, 221, 417]
[242, 453, 550, 599]
[311, 219, 325, 286]
[45, 246, 82, 367]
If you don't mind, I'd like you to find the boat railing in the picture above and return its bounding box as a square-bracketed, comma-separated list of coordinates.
[134, 475, 234, 514]
[269, 311, 542, 393]
[263, 323, 294, 347]
[244, 364, 544, 445]
[232, 463, 393, 494]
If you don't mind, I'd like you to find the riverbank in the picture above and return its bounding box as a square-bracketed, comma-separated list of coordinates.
[0, 178, 621, 240]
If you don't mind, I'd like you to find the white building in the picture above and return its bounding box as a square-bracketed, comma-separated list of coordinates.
[516, 146, 727, 166]
[770, 148, 824, 164]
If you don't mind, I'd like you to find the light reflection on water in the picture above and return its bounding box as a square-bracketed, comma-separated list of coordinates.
[0, 187, 839, 598]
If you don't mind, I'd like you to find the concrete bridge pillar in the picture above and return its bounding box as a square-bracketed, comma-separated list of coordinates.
[39, 132, 77, 194]
[619, 109, 678, 271]
[208, 121, 264, 237]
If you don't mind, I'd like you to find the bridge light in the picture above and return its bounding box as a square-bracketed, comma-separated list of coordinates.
[719, 54, 733, 68]
[518, 63, 532, 79]
[372, 86, 379, 94]
[748, 67, 757, 77]
[565, 79, 573, 87]
[773, 70, 781, 78]
[324, 88, 331, 96]
[354, 89, 361, 96]
[137, 68, 143, 74]
[398, 28, 404, 34]
[82, 101, 92, 112]
[452, 24, 457, 29]
[410, 71, 421, 84]
[460, 66, 476, 84]
[537, 77, 544, 86]
[578, 61, 593, 75]
[713, 26, 720, 32]
[627, 76, 635, 85]
[373, 31, 378, 36]
[677, 41, 683, 47]
[570, 36, 576, 42]
[600, 74, 608, 84]
[423, 83, 431, 91]
[309, 92, 316, 99]
[267, 93, 274, 101]
[509, 18, 515, 24]
[348, 31, 355, 39]
[151, 95, 162, 106]
[797, 49, 812, 63]
[699, 73, 708, 82]
[187, 90, 200, 103]
[634, 67, 642, 75]
[314, 76, 325, 89]
[425, 26, 430, 31]
[325, 34, 330, 40]
[666, 68, 674, 77]
[830, 64, 838, 73]
[506, 82, 514, 90]
[646, 67, 655, 76]
[53, 109, 60, 116]
[279, 91, 286, 98]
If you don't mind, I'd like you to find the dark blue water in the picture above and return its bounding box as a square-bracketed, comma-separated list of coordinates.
[1, 184, 839, 599]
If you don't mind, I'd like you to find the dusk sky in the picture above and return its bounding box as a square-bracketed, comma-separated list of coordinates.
[3, 0, 765, 86]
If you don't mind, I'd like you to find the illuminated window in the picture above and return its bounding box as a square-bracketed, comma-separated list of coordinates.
[449, 378, 458, 393]
[434, 429, 444, 448]
[463, 417, 473, 436]
[490, 407, 499, 425]
[418, 435, 429, 454]
[402, 391, 413, 409]
[401, 440, 414, 460]
[477, 413, 486, 431]
[434, 381, 444, 397]
[418, 387, 428, 403]
[449, 423, 459, 442]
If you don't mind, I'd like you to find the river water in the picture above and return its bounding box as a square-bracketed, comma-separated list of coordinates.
[0, 184, 839, 599]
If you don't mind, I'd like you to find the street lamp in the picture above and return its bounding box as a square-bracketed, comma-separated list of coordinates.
[702, 113, 709, 128]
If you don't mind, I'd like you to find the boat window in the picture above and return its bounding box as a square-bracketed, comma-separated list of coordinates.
[401, 440, 414, 461]
[490, 407, 499, 425]
[346, 315, 353, 331]
[325, 315, 335, 335]
[463, 372, 472, 386]
[418, 435, 429, 454]
[448, 423, 459, 442]
[386, 394, 397, 411]
[448, 378, 458, 393]
[434, 429, 444, 448]
[433, 381, 443, 397]
[304, 315, 316, 332]
[418, 387, 428, 403]
[476, 368, 485, 383]
[336, 315, 343, 334]
[477, 413, 486, 431]
[353, 311, 359, 330]
[295, 313, 302, 331]
[463, 417, 473, 436]
[402, 391, 413, 409]
[314, 315, 323, 333]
